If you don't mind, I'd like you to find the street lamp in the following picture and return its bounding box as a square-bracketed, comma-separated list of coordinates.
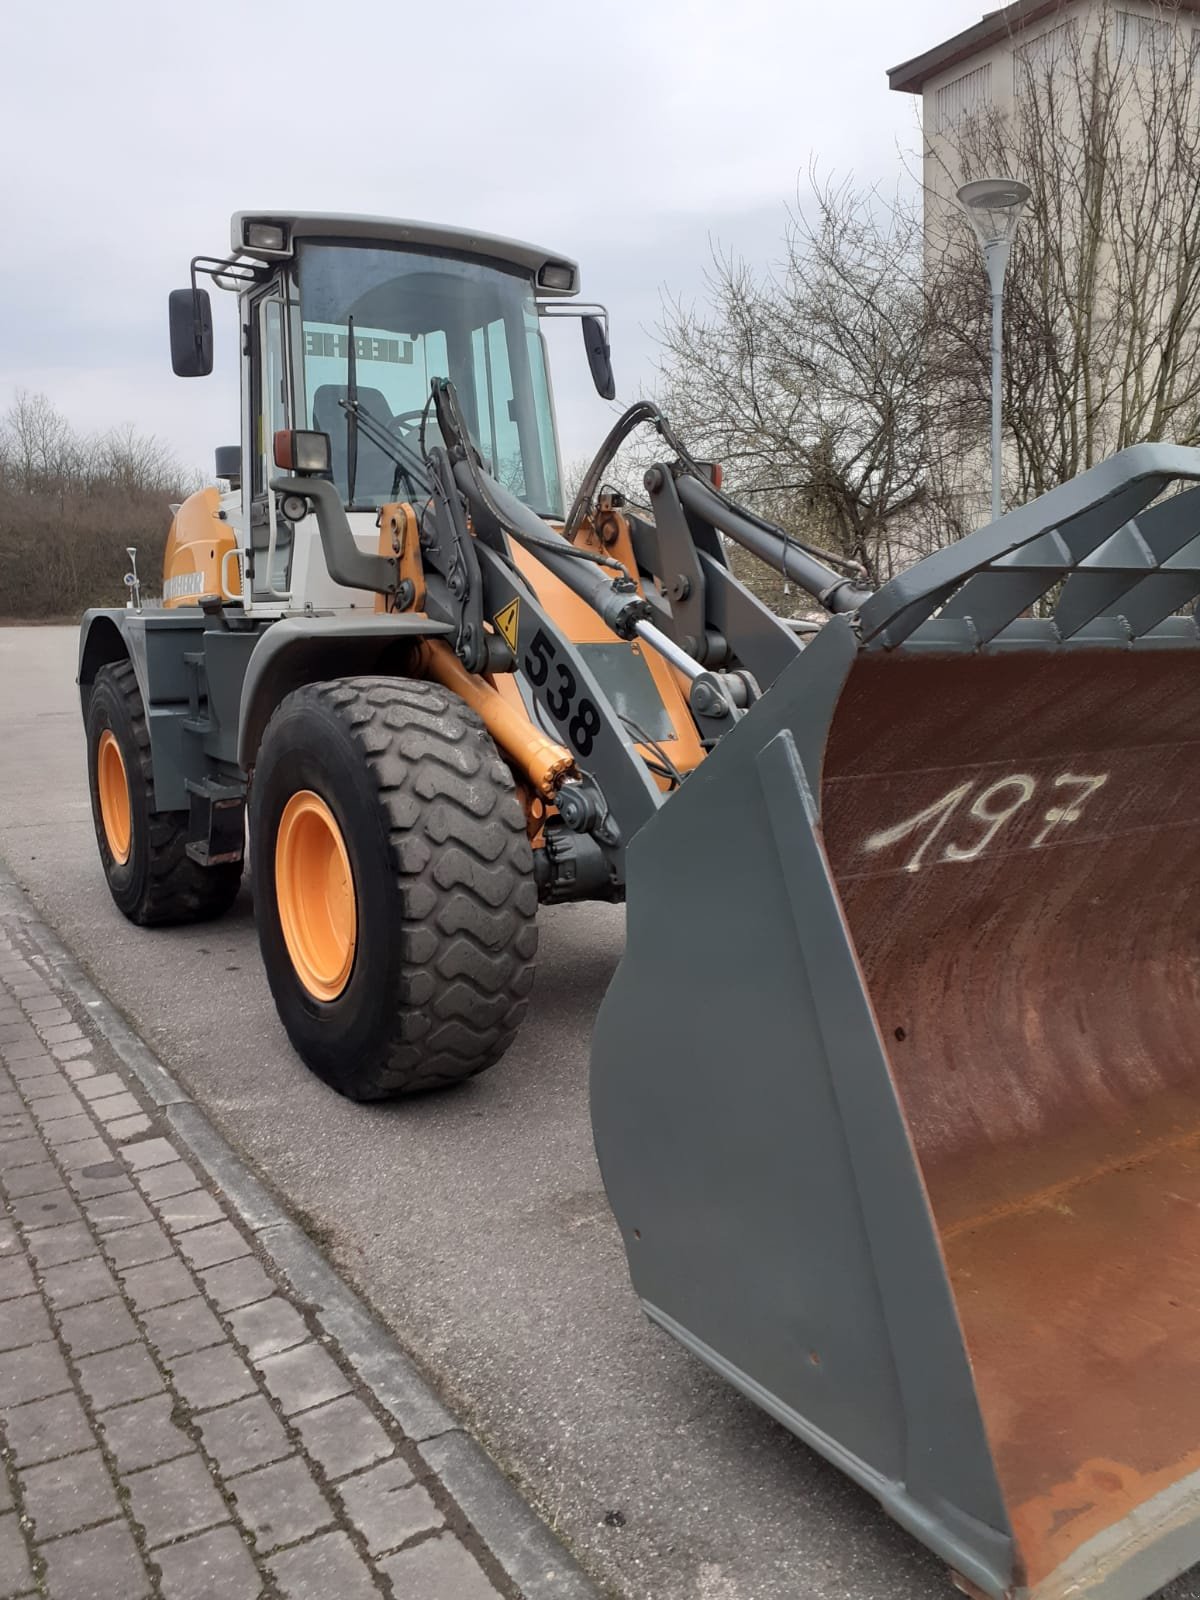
[957, 176, 1032, 523]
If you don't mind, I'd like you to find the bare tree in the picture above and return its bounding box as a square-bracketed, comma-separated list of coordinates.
[0, 392, 195, 619]
[652, 176, 977, 600]
[930, 1, 1200, 503]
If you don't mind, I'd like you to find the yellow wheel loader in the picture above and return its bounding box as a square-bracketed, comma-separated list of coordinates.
[79, 211, 1200, 1599]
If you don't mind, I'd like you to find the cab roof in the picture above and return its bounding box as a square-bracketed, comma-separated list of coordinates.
[230, 212, 581, 296]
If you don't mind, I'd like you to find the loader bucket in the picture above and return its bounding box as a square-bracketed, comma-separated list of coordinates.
[591, 446, 1200, 1599]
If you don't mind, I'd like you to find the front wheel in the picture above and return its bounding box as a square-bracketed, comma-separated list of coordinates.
[250, 676, 538, 1099]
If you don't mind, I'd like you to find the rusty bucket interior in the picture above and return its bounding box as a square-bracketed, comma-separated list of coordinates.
[822, 644, 1200, 1593]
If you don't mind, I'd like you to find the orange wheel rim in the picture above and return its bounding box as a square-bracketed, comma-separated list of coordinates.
[275, 790, 357, 1002]
[97, 730, 132, 865]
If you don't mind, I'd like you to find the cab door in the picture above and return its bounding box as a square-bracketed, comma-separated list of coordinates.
[240, 285, 293, 606]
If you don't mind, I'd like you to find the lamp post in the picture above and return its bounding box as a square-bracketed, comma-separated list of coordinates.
[957, 177, 1032, 523]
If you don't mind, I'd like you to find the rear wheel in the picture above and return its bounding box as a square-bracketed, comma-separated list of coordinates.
[86, 661, 243, 925]
[250, 676, 538, 1099]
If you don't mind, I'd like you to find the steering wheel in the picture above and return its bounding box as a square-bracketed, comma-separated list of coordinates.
[387, 410, 429, 440]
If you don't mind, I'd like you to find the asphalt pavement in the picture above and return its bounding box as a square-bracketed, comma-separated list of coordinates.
[1, 625, 1196, 1600]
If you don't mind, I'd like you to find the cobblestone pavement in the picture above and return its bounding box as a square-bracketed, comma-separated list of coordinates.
[0, 917, 527, 1599]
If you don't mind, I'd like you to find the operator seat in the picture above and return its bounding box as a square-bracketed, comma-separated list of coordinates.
[313, 385, 400, 504]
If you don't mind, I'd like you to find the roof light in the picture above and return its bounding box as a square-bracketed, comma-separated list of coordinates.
[538, 261, 576, 293]
[244, 221, 288, 253]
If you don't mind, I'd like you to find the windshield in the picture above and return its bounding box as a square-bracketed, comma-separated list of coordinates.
[296, 241, 563, 516]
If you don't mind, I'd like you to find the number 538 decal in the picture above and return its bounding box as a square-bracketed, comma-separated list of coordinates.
[523, 628, 602, 758]
[863, 771, 1109, 873]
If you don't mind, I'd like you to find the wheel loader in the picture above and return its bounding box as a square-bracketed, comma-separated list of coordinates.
[78, 210, 1200, 1600]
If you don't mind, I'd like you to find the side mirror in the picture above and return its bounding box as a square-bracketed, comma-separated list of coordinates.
[169, 287, 213, 378]
[582, 315, 615, 402]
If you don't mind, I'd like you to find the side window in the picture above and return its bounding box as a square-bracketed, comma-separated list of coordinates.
[253, 300, 287, 498]
[470, 318, 523, 495]
[526, 328, 562, 516]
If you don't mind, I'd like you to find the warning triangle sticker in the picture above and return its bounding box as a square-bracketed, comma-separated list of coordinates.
[493, 599, 520, 653]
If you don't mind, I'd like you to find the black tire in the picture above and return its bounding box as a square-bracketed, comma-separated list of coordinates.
[86, 661, 243, 926]
[250, 676, 538, 1100]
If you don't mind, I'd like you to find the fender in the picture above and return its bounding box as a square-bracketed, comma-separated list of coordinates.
[236, 614, 453, 773]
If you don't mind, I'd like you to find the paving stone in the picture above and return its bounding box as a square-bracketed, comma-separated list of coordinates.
[29, 1091, 83, 1125]
[0, 1341, 71, 1406]
[82, 1189, 151, 1234]
[1, 1038, 48, 1064]
[0, 1509, 32, 1595]
[141, 1297, 225, 1359]
[167, 1345, 256, 1411]
[379, 1530, 500, 1599]
[58, 1296, 139, 1359]
[39, 1517, 150, 1600]
[76, 1343, 164, 1412]
[99, 1393, 191, 1473]
[56, 1138, 113, 1173]
[334, 1458, 440, 1555]
[51, 1040, 93, 1065]
[0, 1136, 51, 1171]
[0, 1259, 35, 1302]
[176, 1221, 249, 1272]
[43, 1119, 97, 1153]
[120, 1257, 195, 1312]
[256, 1342, 349, 1417]
[1, 1390, 94, 1467]
[120, 1138, 177, 1173]
[65, 1164, 130, 1200]
[267, 1530, 381, 1600]
[8, 1056, 56, 1082]
[293, 1395, 393, 1481]
[31, 1007, 72, 1030]
[123, 1453, 228, 1546]
[199, 1258, 273, 1313]
[2, 1163, 61, 1201]
[74, 1075, 124, 1104]
[18, 1071, 68, 1101]
[61, 1056, 97, 1083]
[107, 1114, 153, 1141]
[0, 1294, 52, 1352]
[21, 995, 64, 1017]
[228, 1455, 332, 1553]
[0, 1223, 16, 1255]
[26, 1222, 96, 1270]
[9, 1189, 80, 1231]
[41, 1256, 117, 1311]
[20, 1448, 117, 1539]
[155, 1523, 261, 1600]
[99, 1221, 172, 1271]
[156, 1191, 223, 1234]
[39, 1025, 82, 1046]
[135, 1162, 199, 1202]
[228, 1297, 307, 1361]
[194, 1395, 290, 1476]
[0, 1116, 36, 1146]
[86, 1093, 140, 1124]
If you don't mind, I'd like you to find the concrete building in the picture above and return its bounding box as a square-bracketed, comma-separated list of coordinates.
[888, 0, 1200, 212]
[886, 0, 1200, 524]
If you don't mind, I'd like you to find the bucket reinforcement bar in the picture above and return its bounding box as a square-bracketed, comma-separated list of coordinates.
[592, 443, 1200, 1600]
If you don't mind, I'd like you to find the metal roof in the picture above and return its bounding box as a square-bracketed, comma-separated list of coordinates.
[888, 0, 1200, 93]
[228, 212, 580, 295]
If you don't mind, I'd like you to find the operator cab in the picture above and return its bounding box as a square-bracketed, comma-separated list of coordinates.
[169, 212, 614, 613]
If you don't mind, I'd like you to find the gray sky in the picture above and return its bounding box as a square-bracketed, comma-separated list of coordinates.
[1, 0, 970, 478]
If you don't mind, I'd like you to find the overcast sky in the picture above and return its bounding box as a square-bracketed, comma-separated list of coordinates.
[1, 0, 973, 479]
